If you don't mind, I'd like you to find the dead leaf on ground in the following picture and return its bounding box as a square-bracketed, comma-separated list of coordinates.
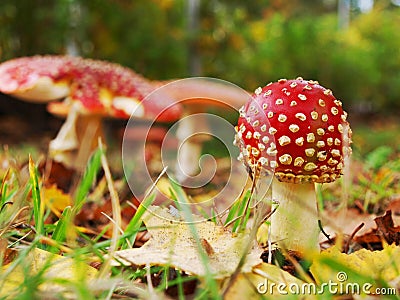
[112, 205, 262, 278]
[0, 247, 98, 298]
[320, 208, 378, 240]
[387, 198, 400, 215]
[354, 210, 400, 248]
[374, 210, 400, 245]
[224, 262, 306, 299]
[41, 184, 72, 217]
[74, 197, 141, 239]
[311, 244, 400, 292]
[40, 160, 74, 193]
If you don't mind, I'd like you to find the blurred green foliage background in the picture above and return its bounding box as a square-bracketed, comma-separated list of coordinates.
[0, 0, 399, 114]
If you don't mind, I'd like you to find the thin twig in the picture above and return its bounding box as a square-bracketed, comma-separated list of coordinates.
[97, 139, 122, 279]
[101, 212, 132, 248]
[126, 200, 138, 211]
[344, 222, 364, 254]
[7, 230, 32, 248]
[280, 247, 314, 284]
[0, 206, 30, 238]
[39, 236, 73, 253]
[318, 219, 333, 244]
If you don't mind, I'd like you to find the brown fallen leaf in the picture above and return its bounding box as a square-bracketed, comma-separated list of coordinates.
[374, 210, 400, 245]
[354, 210, 400, 249]
[112, 205, 262, 278]
[320, 208, 378, 240]
[387, 198, 400, 216]
[40, 160, 74, 193]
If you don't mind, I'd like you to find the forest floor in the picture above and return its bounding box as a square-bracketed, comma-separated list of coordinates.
[0, 98, 399, 299]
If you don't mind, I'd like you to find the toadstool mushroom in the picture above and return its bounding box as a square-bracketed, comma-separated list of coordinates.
[0, 55, 182, 171]
[0, 55, 72, 102]
[235, 77, 352, 253]
[47, 57, 182, 171]
[0, 56, 250, 182]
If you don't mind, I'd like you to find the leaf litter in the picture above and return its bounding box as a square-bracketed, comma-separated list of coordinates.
[1, 128, 400, 298]
[112, 205, 263, 278]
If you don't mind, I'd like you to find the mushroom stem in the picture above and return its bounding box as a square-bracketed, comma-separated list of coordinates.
[49, 103, 104, 171]
[270, 177, 320, 253]
[74, 114, 104, 169]
[49, 103, 80, 163]
[175, 112, 211, 183]
[175, 138, 203, 182]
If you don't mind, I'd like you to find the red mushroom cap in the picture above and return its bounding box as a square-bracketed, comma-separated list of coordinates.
[235, 77, 352, 184]
[65, 57, 183, 122]
[0, 55, 182, 122]
[0, 55, 71, 101]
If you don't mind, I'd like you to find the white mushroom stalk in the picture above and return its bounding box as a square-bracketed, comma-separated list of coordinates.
[270, 177, 319, 252]
[175, 111, 211, 183]
[235, 78, 352, 254]
[49, 102, 104, 170]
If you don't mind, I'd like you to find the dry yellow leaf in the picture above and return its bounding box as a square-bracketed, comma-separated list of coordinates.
[311, 244, 400, 294]
[41, 185, 72, 217]
[0, 247, 97, 298]
[113, 205, 262, 278]
[155, 177, 177, 200]
[224, 262, 307, 299]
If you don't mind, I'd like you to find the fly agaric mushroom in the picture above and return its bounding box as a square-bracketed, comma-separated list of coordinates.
[0, 56, 248, 179]
[0, 55, 71, 102]
[48, 57, 183, 171]
[0, 55, 182, 171]
[235, 77, 352, 253]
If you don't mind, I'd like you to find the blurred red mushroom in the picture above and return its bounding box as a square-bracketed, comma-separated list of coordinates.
[47, 57, 182, 171]
[0, 55, 71, 102]
[0, 56, 249, 181]
[0, 55, 182, 171]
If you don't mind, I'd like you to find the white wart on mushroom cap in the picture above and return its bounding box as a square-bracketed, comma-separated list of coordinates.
[235, 77, 352, 183]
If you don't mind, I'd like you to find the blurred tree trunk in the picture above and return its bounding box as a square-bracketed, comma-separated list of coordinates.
[338, 0, 350, 29]
[187, 0, 201, 76]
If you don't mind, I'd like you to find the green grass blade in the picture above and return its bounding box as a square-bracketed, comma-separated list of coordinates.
[49, 206, 73, 253]
[225, 189, 251, 233]
[73, 148, 103, 214]
[122, 193, 156, 249]
[225, 199, 240, 225]
[28, 155, 44, 238]
[0, 182, 8, 207]
[168, 178, 221, 300]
